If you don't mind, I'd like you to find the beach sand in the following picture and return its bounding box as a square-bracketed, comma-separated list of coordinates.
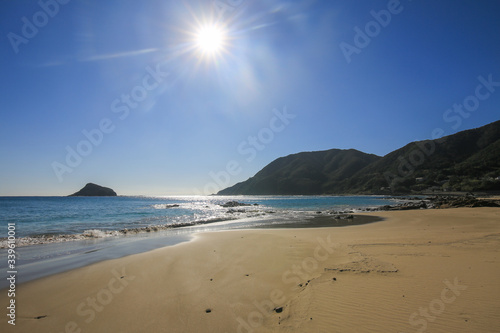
[2, 208, 499, 332]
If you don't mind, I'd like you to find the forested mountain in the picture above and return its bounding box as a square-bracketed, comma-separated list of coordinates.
[218, 120, 500, 195]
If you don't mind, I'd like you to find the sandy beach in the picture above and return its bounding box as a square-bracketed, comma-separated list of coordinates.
[2, 207, 500, 332]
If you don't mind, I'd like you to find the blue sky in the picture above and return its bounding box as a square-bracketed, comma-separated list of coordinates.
[1, 0, 499, 196]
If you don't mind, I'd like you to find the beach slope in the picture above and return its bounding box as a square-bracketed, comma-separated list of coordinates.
[1, 208, 499, 332]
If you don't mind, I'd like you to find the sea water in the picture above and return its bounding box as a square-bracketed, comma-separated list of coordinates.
[0, 195, 398, 239]
[0, 195, 401, 287]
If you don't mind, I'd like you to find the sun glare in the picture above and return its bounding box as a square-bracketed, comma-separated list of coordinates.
[195, 24, 226, 56]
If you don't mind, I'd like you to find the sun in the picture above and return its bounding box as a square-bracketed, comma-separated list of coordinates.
[194, 24, 226, 55]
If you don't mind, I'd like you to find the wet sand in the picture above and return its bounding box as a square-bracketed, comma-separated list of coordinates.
[1, 208, 499, 332]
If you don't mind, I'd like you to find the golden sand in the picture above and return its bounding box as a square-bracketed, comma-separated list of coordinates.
[2, 208, 499, 332]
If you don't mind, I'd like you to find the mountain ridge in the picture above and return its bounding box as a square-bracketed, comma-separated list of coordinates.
[218, 120, 500, 195]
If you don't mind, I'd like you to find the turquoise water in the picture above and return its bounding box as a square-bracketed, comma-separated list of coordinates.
[0, 195, 397, 240]
[0, 195, 401, 287]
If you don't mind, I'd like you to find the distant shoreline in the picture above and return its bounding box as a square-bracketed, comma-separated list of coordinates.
[2, 190, 500, 197]
[2, 193, 498, 249]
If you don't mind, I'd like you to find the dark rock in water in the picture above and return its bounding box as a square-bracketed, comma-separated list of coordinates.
[163, 204, 180, 209]
[429, 195, 500, 208]
[69, 183, 117, 197]
[226, 209, 246, 214]
[220, 201, 251, 208]
[333, 214, 354, 220]
[376, 195, 500, 211]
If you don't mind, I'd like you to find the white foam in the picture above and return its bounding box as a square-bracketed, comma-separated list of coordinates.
[82, 229, 109, 238]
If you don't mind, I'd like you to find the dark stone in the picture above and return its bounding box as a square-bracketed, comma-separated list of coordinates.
[164, 204, 180, 208]
[429, 195, 500, 209]
[333, 214, 354, 220]
[376, 195, 500, 211]
[68, 183, 117, 197]
[220, 201, 251, 208]
[226, 209, 246, 214]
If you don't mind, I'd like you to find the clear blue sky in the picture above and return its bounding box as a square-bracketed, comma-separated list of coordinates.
[1, 0, 499, 196]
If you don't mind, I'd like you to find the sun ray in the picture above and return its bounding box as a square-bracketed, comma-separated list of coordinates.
[195, 24, 225, 53]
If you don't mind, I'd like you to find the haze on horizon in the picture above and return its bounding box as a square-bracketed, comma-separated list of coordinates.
[1, 0, 499, 196]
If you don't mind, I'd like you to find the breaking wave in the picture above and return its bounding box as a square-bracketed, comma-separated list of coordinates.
[0, 216, 237, 249]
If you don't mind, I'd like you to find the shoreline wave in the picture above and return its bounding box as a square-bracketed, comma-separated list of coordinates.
[0, 196, 415, 249]
[0, 216, 237, 249]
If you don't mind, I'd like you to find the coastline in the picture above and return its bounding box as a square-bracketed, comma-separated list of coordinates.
[0, 213, 381, 289]
[1, 207, 499, 332]
[0, 195, 399, 249]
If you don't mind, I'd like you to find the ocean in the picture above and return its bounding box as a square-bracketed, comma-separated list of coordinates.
[0, 195, 401, 287]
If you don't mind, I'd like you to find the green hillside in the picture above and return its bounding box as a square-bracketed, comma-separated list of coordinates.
[218, 120, 500, 195]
